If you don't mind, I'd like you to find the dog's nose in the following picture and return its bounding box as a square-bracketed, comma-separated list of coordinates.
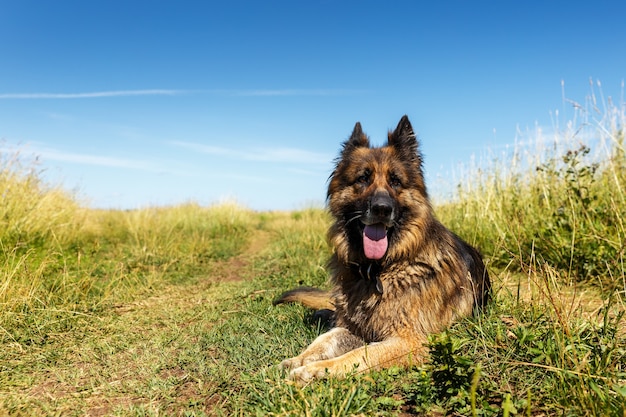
[371, 196, 393, 219]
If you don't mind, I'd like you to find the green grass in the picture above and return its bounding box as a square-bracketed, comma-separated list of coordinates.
[1, 88, 625, 416]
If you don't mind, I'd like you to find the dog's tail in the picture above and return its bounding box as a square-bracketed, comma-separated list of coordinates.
[273, 286, 334, 310]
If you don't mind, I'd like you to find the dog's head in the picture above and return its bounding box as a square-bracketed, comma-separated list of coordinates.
[327, 115, 431, 263]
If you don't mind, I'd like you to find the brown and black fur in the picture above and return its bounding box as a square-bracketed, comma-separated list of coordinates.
[275, 115, 490, 382]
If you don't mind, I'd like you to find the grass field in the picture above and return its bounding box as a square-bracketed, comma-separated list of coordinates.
[1, 93, 625, 416]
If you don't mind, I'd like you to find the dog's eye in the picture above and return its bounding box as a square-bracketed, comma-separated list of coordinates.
[389, 174, 402, 188]
[356, 170, 371, 185]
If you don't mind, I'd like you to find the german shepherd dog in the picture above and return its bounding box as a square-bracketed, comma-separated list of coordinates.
[275, 115, 490, 382]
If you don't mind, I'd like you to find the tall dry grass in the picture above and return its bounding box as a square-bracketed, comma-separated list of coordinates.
[437, 80, 626, 294]
[0, 150, 86, 310]
[0, 150, 85, 249]
[0, 148, 256, 312]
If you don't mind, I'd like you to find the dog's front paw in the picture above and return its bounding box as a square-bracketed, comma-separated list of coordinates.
[289, 363, 328, 383]
[279, 356, 303, 370]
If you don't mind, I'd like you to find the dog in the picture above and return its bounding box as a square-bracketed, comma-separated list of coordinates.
[275, 115, 490, 382]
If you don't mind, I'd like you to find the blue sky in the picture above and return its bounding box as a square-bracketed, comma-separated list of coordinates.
[1, 1, 624, 210]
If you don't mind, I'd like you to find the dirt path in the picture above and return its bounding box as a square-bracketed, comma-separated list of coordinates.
[111, 226, 272, 315]
[209, 227, 272, 283]
[23, 227, 274, 416]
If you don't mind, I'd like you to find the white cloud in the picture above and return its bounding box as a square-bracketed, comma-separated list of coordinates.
[0, 88, 367, 100]
[221, 89, 368, 97]
[286, 167, 327, 176]
[0, 90, 187, 99]
[0, 141, 170, 173]
[42, 112, 74, 121]
[169, 141, 333, 165]
[33, 146, 154, 170]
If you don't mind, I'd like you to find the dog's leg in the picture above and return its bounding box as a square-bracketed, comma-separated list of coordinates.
[288, 336, 427, 383]
[280, 327, 364, 370]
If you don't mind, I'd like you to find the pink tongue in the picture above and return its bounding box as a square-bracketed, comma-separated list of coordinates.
[363, 224, 388, 260]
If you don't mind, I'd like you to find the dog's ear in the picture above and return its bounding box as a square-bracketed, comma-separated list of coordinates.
[342, 122, 370, 155]
[388, 115, 418, 153]
[388, 115, 427, 194]
[328, 122, 370, 197]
